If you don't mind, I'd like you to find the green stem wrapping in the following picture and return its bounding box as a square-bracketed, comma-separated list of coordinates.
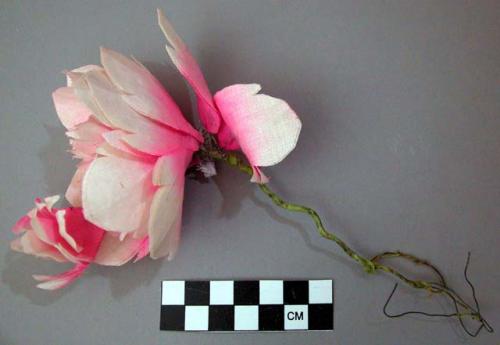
[203, 148, 493, 337]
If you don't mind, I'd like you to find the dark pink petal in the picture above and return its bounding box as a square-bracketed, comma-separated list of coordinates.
[12, 215, 31, 234]
[33, 262, 89, 290]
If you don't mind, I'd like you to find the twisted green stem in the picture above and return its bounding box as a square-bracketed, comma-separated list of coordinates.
[203, 148, 493, 337]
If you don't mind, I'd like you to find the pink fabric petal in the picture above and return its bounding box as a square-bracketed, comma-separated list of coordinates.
[250, 166, 270, 184]
[68, 71, 114, 127]
[82, 156, 156, 233]
[121, 127, 199, 157]
[66, 118, 109, 160]
[147, 183, 183, 259]
[147, 149, 191, 259]
[99, 47, 202, 142]
[65, 162, 90, 207]
[85, 55, 201, 156]
[134, 237, 150, 262]
[100, 130, 147, 158]
[157, 9, 221, 133]
[12, 231, 67, 263]
[217, 121, 240, 150]
[30, 208, 59, 245]
[52, 87, 92, 130]
[66, 65, 103, 86]
[93, 232, 143, 266]
[62, 207, 105, 261]
[152, 149, 193, 186]
[33, 262, 89, 290]
[55, 210, 81, 252]
[12, 215, 31, 234]
[214, 83, 302, 169]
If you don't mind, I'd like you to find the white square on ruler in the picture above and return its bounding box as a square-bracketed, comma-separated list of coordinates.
[162, 280, 185, 305]
[259, 280, 283, 304]
[185, 306, 209, 331]
[308, 280, 333, 304]
[284, 305, 308, 330]
[209, 280, 234, 305]
[234, 306, 259, 330]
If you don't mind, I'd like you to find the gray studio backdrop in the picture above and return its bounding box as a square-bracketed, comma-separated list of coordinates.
[1, 1, 499, 344]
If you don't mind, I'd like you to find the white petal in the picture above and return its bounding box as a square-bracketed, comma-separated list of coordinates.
[82, 156, 155, 232]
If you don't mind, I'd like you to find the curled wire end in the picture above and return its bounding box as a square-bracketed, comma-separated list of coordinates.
[382, 252, 494, 337]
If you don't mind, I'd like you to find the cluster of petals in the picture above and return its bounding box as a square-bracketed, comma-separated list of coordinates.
[10, 9, 302, 289]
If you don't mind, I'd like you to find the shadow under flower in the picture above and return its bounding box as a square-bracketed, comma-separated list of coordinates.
[37, 124, 75, 200]
[2, 251, 74, 305]
[87, 257, 163, 300]
[212, 163, 255, 220]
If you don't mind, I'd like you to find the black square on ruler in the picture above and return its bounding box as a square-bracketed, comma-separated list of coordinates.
[160, 305, 185, 331]
[308, 304, 334, 330]
[234, 280, 259, 305]
[259, 305, 284, 331]
[284, 281, 308, 304]
[185, 281, 210, 305]
[209, 305, 234, 331]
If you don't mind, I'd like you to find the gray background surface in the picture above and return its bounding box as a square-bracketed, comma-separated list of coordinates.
[1, 1, 499, 344]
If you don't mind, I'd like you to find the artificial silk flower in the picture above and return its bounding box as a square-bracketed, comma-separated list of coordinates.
[52, 47, 202, 260]
[157, 9, 302, 183]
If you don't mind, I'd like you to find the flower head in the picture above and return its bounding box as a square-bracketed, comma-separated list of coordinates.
[52, 48, 203, 260]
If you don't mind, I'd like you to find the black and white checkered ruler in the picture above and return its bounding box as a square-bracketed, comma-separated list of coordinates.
[160, 280, 334, 332]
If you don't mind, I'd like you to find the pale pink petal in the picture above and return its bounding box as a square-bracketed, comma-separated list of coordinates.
[250, 166, 270, 184]
[157, 9, 221, 133]
[33, 262, 89, 290]
[85, 69, 171, 136]
[147, 183, 184, 259]
[39, 195, 60, 210]
[95, 142, 147, 161]
[134, 237, 150, 262]
[66, 65, 103, 86]
[148, 150, 192, 258]
[99, 47, 202, 141]
[82, 156, 156, 232]
[66, 118, 109, 142]
[30, 208, 58, 245]
[65, 162, 90, 207]
[85, 57, 201, 156]
[97, 129, 151, 160]
[93, 232, 143, 266]
[121, 127, 199, 157]
[52, 87, 92, 130]
[68, 71, 114, 127]
[66, 117, 109, 160]
[214, 83, 302, 169]
[12, 231, 66, 262]
[152, 149, 193, 186]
